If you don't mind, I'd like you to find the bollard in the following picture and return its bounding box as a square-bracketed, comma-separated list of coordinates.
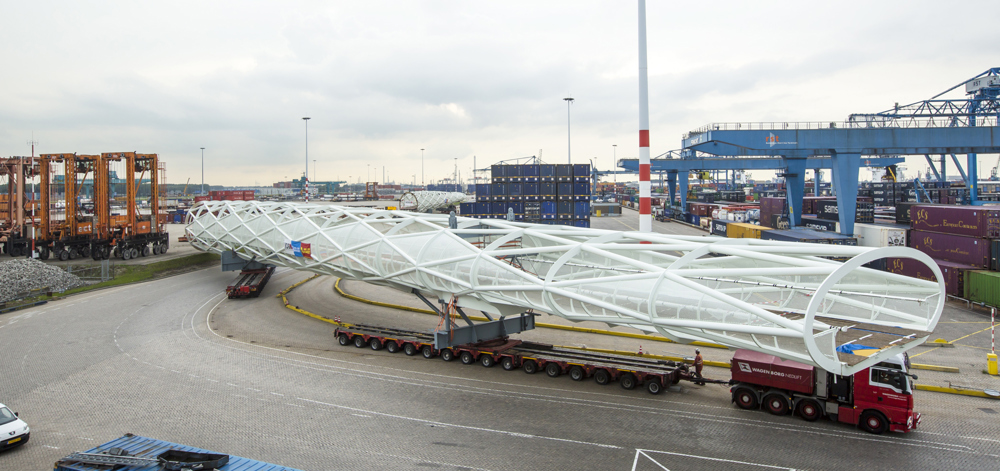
[989, 353, 998, 376]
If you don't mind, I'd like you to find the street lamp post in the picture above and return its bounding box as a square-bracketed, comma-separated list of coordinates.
[200, 147, 205, 196]
[421, 148, 425, 186]
[302, 117, 311, 202]
[563, 97, 574, 164]
[313, 159, 317, 182]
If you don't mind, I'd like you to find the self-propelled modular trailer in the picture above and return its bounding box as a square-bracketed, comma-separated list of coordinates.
[334, 324, 920, 434]
[334, 323, 703, 394]
[729, 349, 919, 434]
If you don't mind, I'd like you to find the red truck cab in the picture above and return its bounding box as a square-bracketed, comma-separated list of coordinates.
[730, 349, 919, 434]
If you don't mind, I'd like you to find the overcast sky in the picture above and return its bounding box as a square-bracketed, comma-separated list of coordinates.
[1, 1, 997, 187]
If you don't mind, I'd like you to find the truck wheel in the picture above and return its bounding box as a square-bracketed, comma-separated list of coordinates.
[441, 349, 455, 362]
[39, 247, 50, 260]
[422, 346, 435, 358]
[734, 388, 758, 410]
[860, 411, 889, 434]
[59, 250, 70, 261]
[460, 351, 475, 365]
[620, 373, 637, 390]
[569, 366, 585, 381]
[594, 369, 611, 385]
[386, 341, 400, 353]
[338, 334, 350, 346]
[501, 357, 515, 371]
[796, 400, 822, 422]
[122, 248, 131, 260]
[647, 379, 662, 395]
[142, 246, 151, 257]
[354, 336, 367, 348]
[481, 355, 495, 368]
[69, 249, 78, 260]
[130, 248, 139, 259]
[523, 360, 538, 374]
[764, 394, 789, 416]
[404, 343, 417, 356]
[369, 338, 383, 350]
[545, 363, 561, 378]
[81, 246, 92, 258]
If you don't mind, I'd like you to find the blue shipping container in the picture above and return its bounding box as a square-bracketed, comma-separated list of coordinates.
[558, 183, 573, 195]
[574, 201, 590, 217]
[574, 220, 590, 228]
[542, 201, 557, 213]
[540, 164, 556, 179]
[460, 202, 475, 215]
[54, 434, 302, 471]
[475, 202, 489, 215]
[573, 163, 591, 176]
[541, 182, 557, 195]
[509, 183, 523, 196]
[492, 183, 506, 196]
[523, 164, 540, 177]
[476, 183, 491, 196]
[523, 183, 539, 195]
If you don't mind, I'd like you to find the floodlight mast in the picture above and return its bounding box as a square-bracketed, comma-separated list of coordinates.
[187, 201, 944, 376]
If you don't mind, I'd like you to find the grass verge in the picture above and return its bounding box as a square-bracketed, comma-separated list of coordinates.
[59, 252, 221, 296]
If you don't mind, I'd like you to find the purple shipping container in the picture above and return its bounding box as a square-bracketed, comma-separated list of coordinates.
[886, 257, 973, 297]
[909, 230, 991, 268]
[910, 205, 1000, 238]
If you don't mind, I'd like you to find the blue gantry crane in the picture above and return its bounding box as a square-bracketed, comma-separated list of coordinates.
[678, 68, 1000, 236]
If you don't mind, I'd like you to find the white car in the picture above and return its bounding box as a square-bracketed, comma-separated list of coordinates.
[0, 403, 29, 451]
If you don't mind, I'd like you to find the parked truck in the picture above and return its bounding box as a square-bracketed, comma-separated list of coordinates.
[729, 349, 918, 434]
[334, 324, 920, 434]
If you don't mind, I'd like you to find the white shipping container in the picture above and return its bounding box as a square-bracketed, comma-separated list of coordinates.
[853, 222, 907, 248]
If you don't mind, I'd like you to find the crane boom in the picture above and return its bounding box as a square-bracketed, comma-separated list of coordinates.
[186, 201, 944, 375]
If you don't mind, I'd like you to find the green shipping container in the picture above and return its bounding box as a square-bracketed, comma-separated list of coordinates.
[964, 270, 1000, 309]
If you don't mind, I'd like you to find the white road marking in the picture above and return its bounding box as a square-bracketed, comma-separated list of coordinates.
[300, 396, 622, 449]
[634, 449, 795, 471]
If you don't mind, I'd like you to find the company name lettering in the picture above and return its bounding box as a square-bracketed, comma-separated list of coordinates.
[744, 366, 802, 381]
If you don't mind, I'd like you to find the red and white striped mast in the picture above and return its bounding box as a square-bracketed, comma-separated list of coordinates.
[637, 0, 651, 233]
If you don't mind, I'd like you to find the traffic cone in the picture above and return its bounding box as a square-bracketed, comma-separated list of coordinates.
[638, 345, 643, 356]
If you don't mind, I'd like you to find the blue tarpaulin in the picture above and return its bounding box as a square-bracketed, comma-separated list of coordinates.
[836, 343, 876, 354]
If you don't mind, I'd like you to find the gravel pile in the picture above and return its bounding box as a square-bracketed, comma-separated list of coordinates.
[0, 258, 87, 303]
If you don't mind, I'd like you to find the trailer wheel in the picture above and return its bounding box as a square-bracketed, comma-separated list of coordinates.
[594, 369, 611, 385]
[501, 357, 515, 371]
[796, 400, 822, 421]
[619, 373, 637, 390]
[404, 343, 418, 356]
[860, 410, 889, 434]
[441, 349, 455, 362]
[569, 366, 585, 381]
[130, 248, 139, 259]
[122, 248, 132, 260]
[422, 345, 435, 358]
[386, 341, 400, 353]
[69, 249, 78, 260]
[734, 388, 758, 410]
[460, 351, 475, 365]
[646, 379, 662, 395]
[353, 336, 367, 348]
[523, 360, 538, 374]
[142, 246, 151, 257]
[481, 355, 495, 368]
[545, 363, 561, 378]
[81, 246, 92, 258]
[160, 245, 168, 254]
[369, 338, 383, 351]
[338, 334, 350, 346]
[59, 250, 70, 261]
[764, 394, 789, 416]
[39, 247, 50, 260]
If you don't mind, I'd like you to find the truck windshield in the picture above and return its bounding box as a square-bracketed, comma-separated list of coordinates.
[0, 407, 16, 426]
[871, 368, 912, 394]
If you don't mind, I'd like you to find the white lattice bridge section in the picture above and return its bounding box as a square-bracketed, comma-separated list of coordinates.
[186, 201, 944, 375]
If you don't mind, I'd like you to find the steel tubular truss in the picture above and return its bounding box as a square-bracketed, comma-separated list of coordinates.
[187, 201, 944, 375]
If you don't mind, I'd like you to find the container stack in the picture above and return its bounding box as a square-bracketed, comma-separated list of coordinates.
[461, 163, 591, 227]
[195, 190, 256, 203]
[887, 205, 1000, 297]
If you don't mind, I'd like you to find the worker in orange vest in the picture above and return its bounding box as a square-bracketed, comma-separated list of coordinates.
[694, 349, 705, 385]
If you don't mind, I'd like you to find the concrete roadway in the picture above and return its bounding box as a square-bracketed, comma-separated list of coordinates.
[1, 210, 999, 470]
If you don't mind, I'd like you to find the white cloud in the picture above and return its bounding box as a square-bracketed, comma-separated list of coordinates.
[0, 0, 996, 185]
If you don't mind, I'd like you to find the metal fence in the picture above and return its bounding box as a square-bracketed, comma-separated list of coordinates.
[65, 259, 115, 282]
